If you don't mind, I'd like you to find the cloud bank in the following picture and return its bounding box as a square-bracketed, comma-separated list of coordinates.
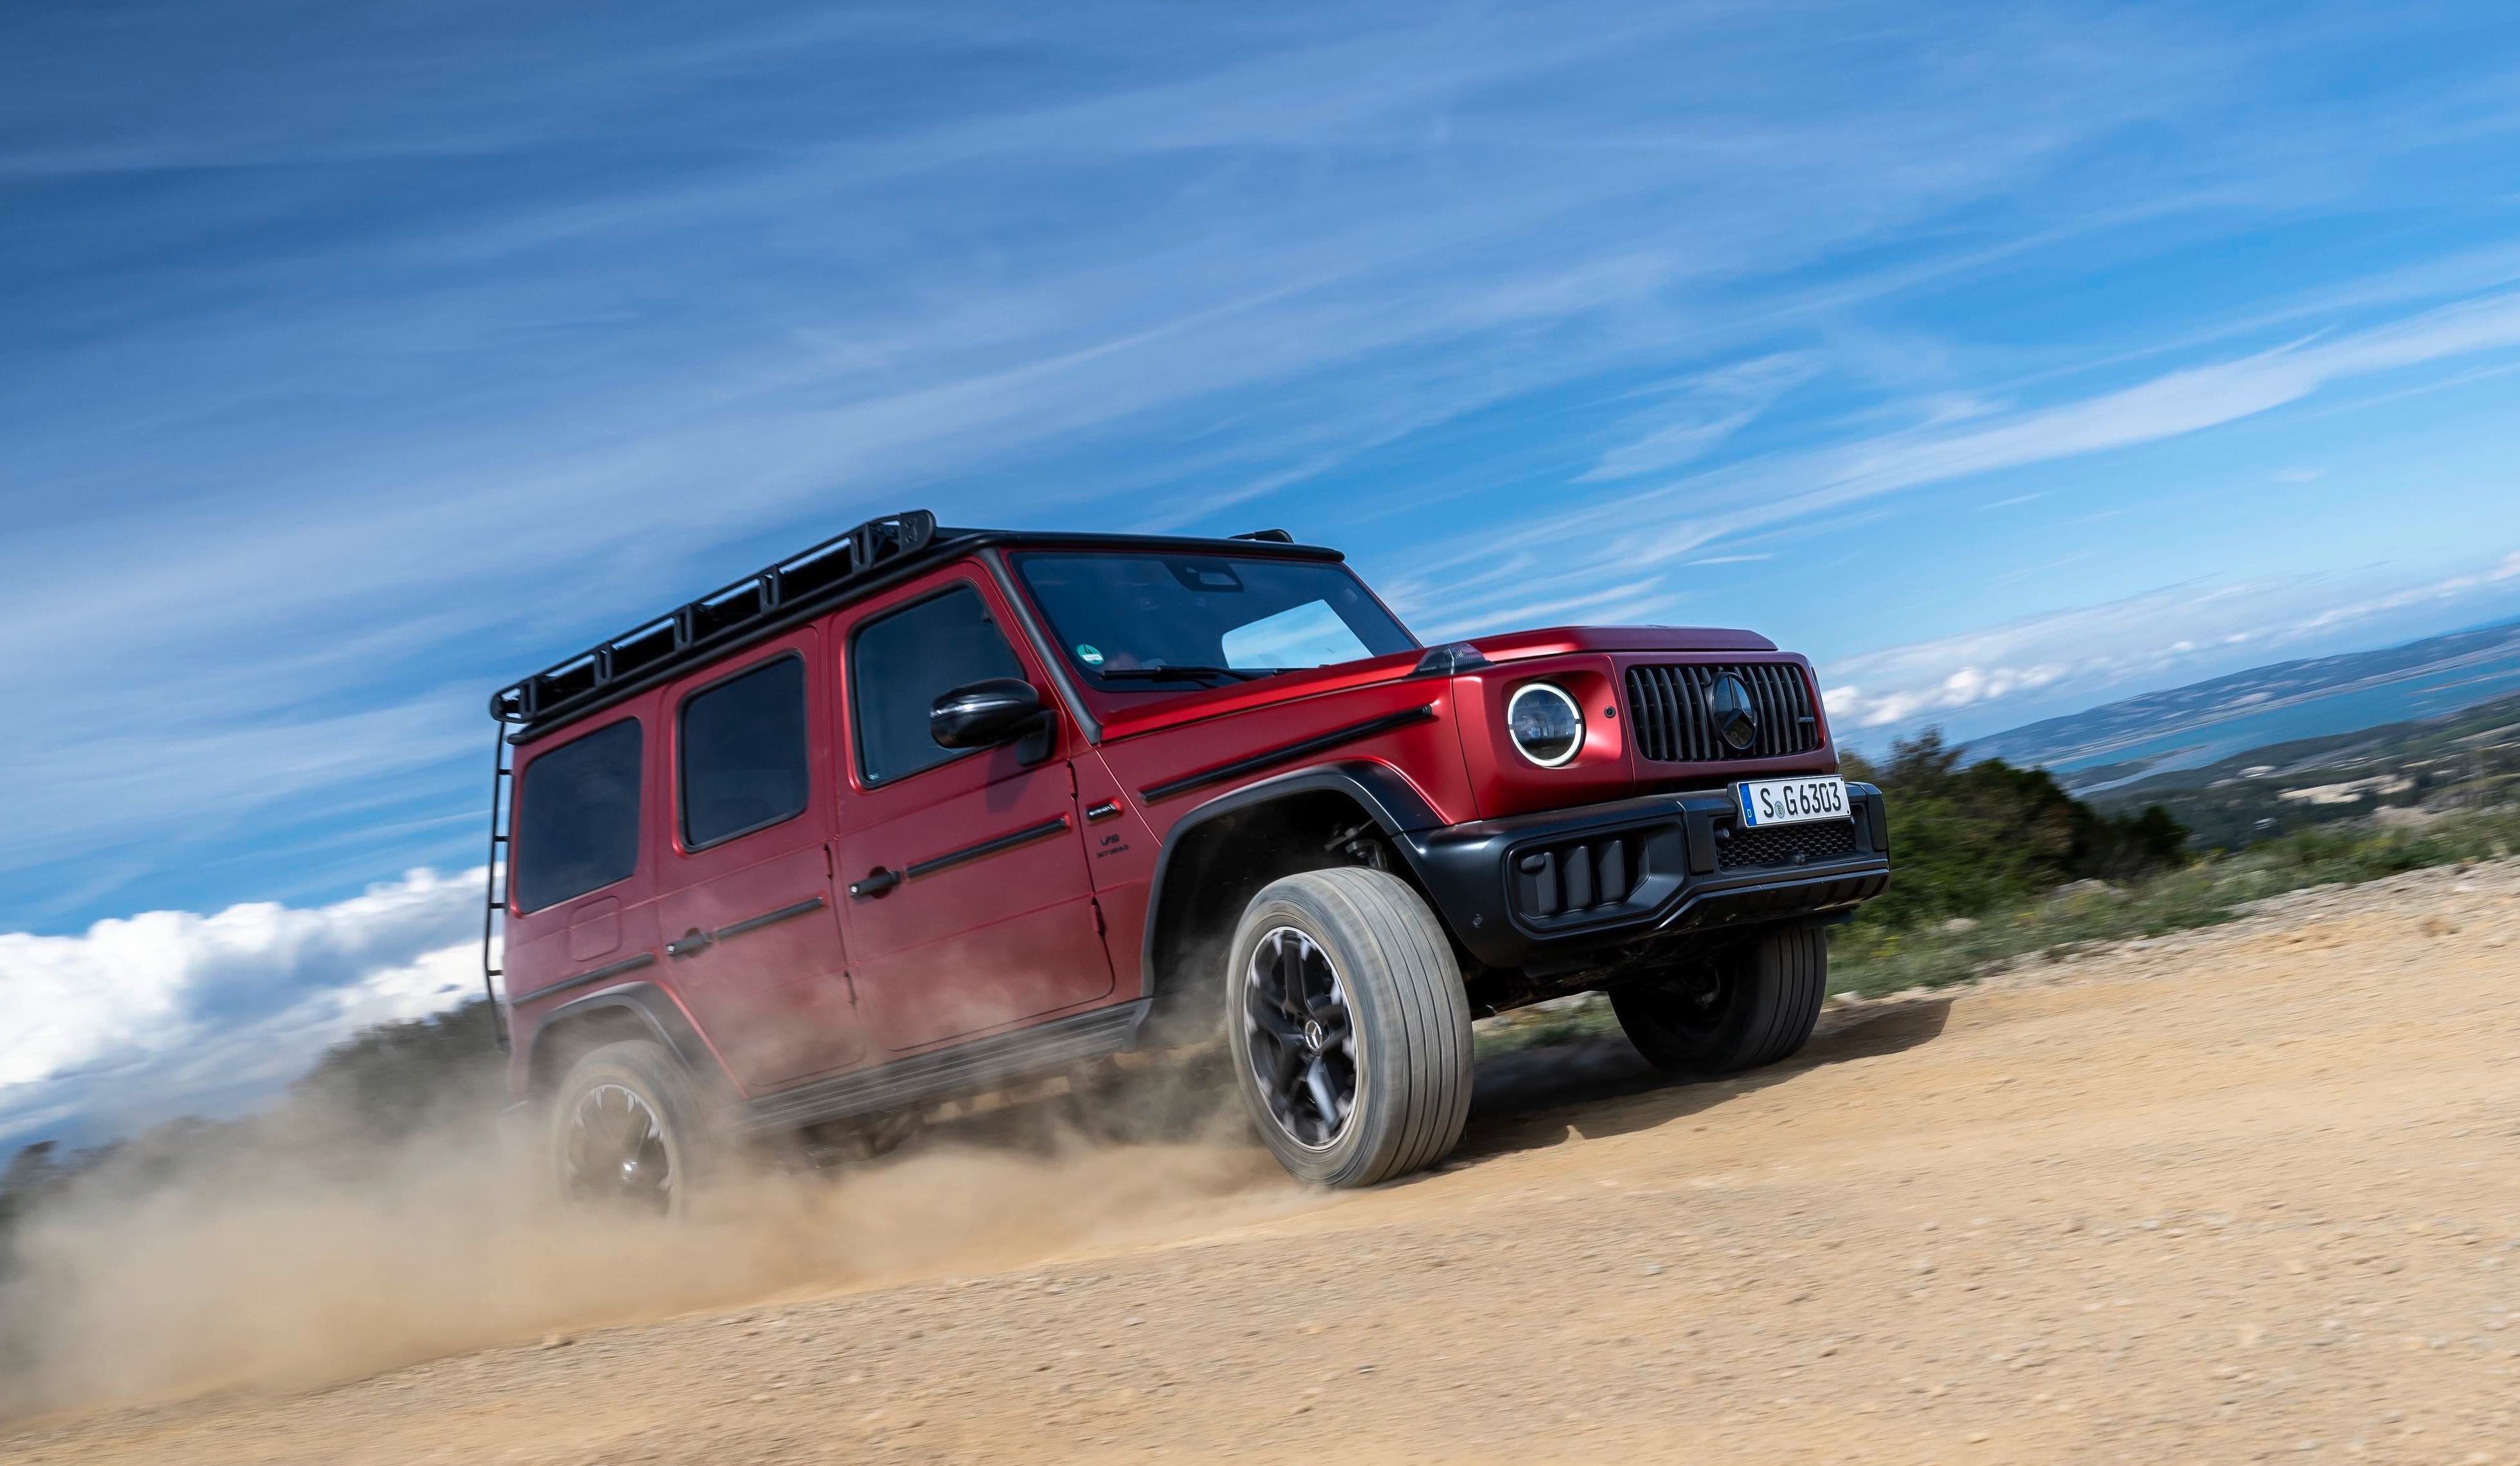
[0, 871, 483, 1149]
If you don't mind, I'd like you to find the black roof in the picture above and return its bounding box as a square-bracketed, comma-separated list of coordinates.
[490, 510, 1342, 743]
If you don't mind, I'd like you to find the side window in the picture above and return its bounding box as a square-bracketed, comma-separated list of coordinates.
[850, 583, 1027, 786]
[514, 718, 642, 913]
[680, 654, 809, 849]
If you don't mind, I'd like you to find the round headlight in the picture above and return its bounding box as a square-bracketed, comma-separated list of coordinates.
[1506, 682, 1584, 767]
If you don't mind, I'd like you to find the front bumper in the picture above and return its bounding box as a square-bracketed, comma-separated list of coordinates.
[1396, 781, 1890, 973]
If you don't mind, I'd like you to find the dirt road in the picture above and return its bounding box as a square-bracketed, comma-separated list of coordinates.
[11, 861, 2520, 1464]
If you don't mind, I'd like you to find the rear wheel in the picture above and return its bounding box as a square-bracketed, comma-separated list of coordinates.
[546, 1039, 720, 1220]
[1225, 868, 1473, 1188]
[1611, 922, 1828, 1077]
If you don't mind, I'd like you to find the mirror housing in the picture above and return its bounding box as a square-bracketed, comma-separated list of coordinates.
[929, 678, 1050, 754]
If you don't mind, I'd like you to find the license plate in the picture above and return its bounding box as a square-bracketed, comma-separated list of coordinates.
[1735, 775, 1848, 828]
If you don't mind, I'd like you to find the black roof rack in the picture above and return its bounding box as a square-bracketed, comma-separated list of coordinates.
[489, 509, 1348, 743]
[490, 510, 953, 736]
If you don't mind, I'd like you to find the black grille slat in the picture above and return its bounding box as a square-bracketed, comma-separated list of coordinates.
[1761, 665, 1787, 757]
[1741, 664, 1766, 757]
[1681, 667, 1707, 761]
[1623, 662, 1822, 763]
[1633, 667, 1668, 767]
[1758, 665, 1782, 757]
[1718, 819, 1857, 870]
[1755, 665, 1784, 757]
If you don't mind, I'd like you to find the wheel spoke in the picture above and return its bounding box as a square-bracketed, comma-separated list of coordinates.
[1274, 942, 1307, 1021]
[1265, 1029, 1305, 1088]
[1303, 1059, 1341, 1133]
[1252, 1002, 1306, 1047]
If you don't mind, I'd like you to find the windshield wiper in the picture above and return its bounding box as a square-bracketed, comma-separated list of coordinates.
[1094, 665, 1275, 684]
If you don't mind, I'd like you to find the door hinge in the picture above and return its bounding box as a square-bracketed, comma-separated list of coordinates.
[1090, 896, 1106, 936]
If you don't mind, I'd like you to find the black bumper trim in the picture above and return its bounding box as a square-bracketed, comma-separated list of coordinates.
[1397, 782, 1888, 970]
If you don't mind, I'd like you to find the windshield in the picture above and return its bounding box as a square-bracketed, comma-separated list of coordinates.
[1013, 551, 1416, 688]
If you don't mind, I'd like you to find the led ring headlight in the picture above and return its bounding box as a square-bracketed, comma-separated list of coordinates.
[1506, 682, 1584, 767]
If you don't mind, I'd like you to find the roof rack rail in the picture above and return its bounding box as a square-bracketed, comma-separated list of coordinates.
[1231, 528, 1294, 543]
[490, 508, 939, 731]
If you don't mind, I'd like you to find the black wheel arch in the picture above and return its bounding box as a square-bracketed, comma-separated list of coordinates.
[1137, 762, 1453, 1038]
[522, 982, 720, 1100]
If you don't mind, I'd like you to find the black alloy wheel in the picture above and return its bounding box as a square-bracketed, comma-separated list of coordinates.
[561, 1081, 676, 1214]
[1241, 925, 1358, 1150]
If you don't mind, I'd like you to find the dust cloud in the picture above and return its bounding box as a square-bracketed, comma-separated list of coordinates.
[0, 1059, 1302, 1420]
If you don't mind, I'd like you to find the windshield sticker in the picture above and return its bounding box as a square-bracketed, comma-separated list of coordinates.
[1076, 644, 1106, 666]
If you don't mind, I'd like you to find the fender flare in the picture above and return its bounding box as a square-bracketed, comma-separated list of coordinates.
[524, 981, 720, 1093]
[1136, 761, 1446, 1003]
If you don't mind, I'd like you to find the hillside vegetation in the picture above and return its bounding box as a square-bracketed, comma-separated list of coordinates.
[1823, 725, 2516, 996]
[1836, 731, 2189, 929]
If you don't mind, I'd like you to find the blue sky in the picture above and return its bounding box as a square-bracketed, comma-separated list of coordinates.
[6, 1, 2520, 1144]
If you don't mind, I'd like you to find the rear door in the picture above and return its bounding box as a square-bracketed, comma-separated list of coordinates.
[832, 568, 1114, 1053]
[653, 629, 863, 1089]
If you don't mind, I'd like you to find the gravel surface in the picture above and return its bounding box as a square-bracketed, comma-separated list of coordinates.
[10, 861, 2520, 1464]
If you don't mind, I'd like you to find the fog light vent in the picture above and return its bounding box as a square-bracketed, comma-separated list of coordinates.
[1514, 834, 1638, 920]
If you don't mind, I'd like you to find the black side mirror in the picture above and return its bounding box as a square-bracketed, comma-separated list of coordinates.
[930, 678, 1049, 754]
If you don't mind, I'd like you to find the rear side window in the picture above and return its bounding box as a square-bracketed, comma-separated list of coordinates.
[850, 584, 1027, 785]
[680, 654, 808, 848]
[514, 719, 642, 913]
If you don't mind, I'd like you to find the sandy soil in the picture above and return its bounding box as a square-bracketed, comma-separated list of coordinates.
[10, 860, 2520, 1464]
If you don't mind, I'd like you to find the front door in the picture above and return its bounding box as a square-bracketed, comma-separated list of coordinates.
[653, 630, 863, 1089]
[832, 570, 1114, 1052]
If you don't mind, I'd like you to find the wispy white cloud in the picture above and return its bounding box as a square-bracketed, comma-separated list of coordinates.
[1818, 550, 2520, 734]
[1395, 287, 2520, 635]
[1580, 353, 1821, 480]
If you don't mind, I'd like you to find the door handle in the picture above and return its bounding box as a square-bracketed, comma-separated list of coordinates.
[848, 868, 901, 900]
[666, 927, 714, 958]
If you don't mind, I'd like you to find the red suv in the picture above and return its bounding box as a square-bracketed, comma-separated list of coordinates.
[485, 511, 1888, 1202]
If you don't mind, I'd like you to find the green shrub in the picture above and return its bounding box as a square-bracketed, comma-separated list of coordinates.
[1827, 802, 2520, 998]
[1840, 730, 2190, 931]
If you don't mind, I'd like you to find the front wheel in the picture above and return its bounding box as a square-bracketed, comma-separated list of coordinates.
[1610, 922, 1828, 1077]
[1226, 868, 1473, 1188]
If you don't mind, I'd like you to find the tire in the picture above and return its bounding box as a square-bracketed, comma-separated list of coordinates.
[1224, 867, 1473, 1188]
[1611, 922, 1828, 1077]
[545, 1039, 723, 1220]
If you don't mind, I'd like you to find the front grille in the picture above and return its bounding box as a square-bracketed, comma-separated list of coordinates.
[1625, 662, 1822, 763]
[1717, 819, 1858, 871]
